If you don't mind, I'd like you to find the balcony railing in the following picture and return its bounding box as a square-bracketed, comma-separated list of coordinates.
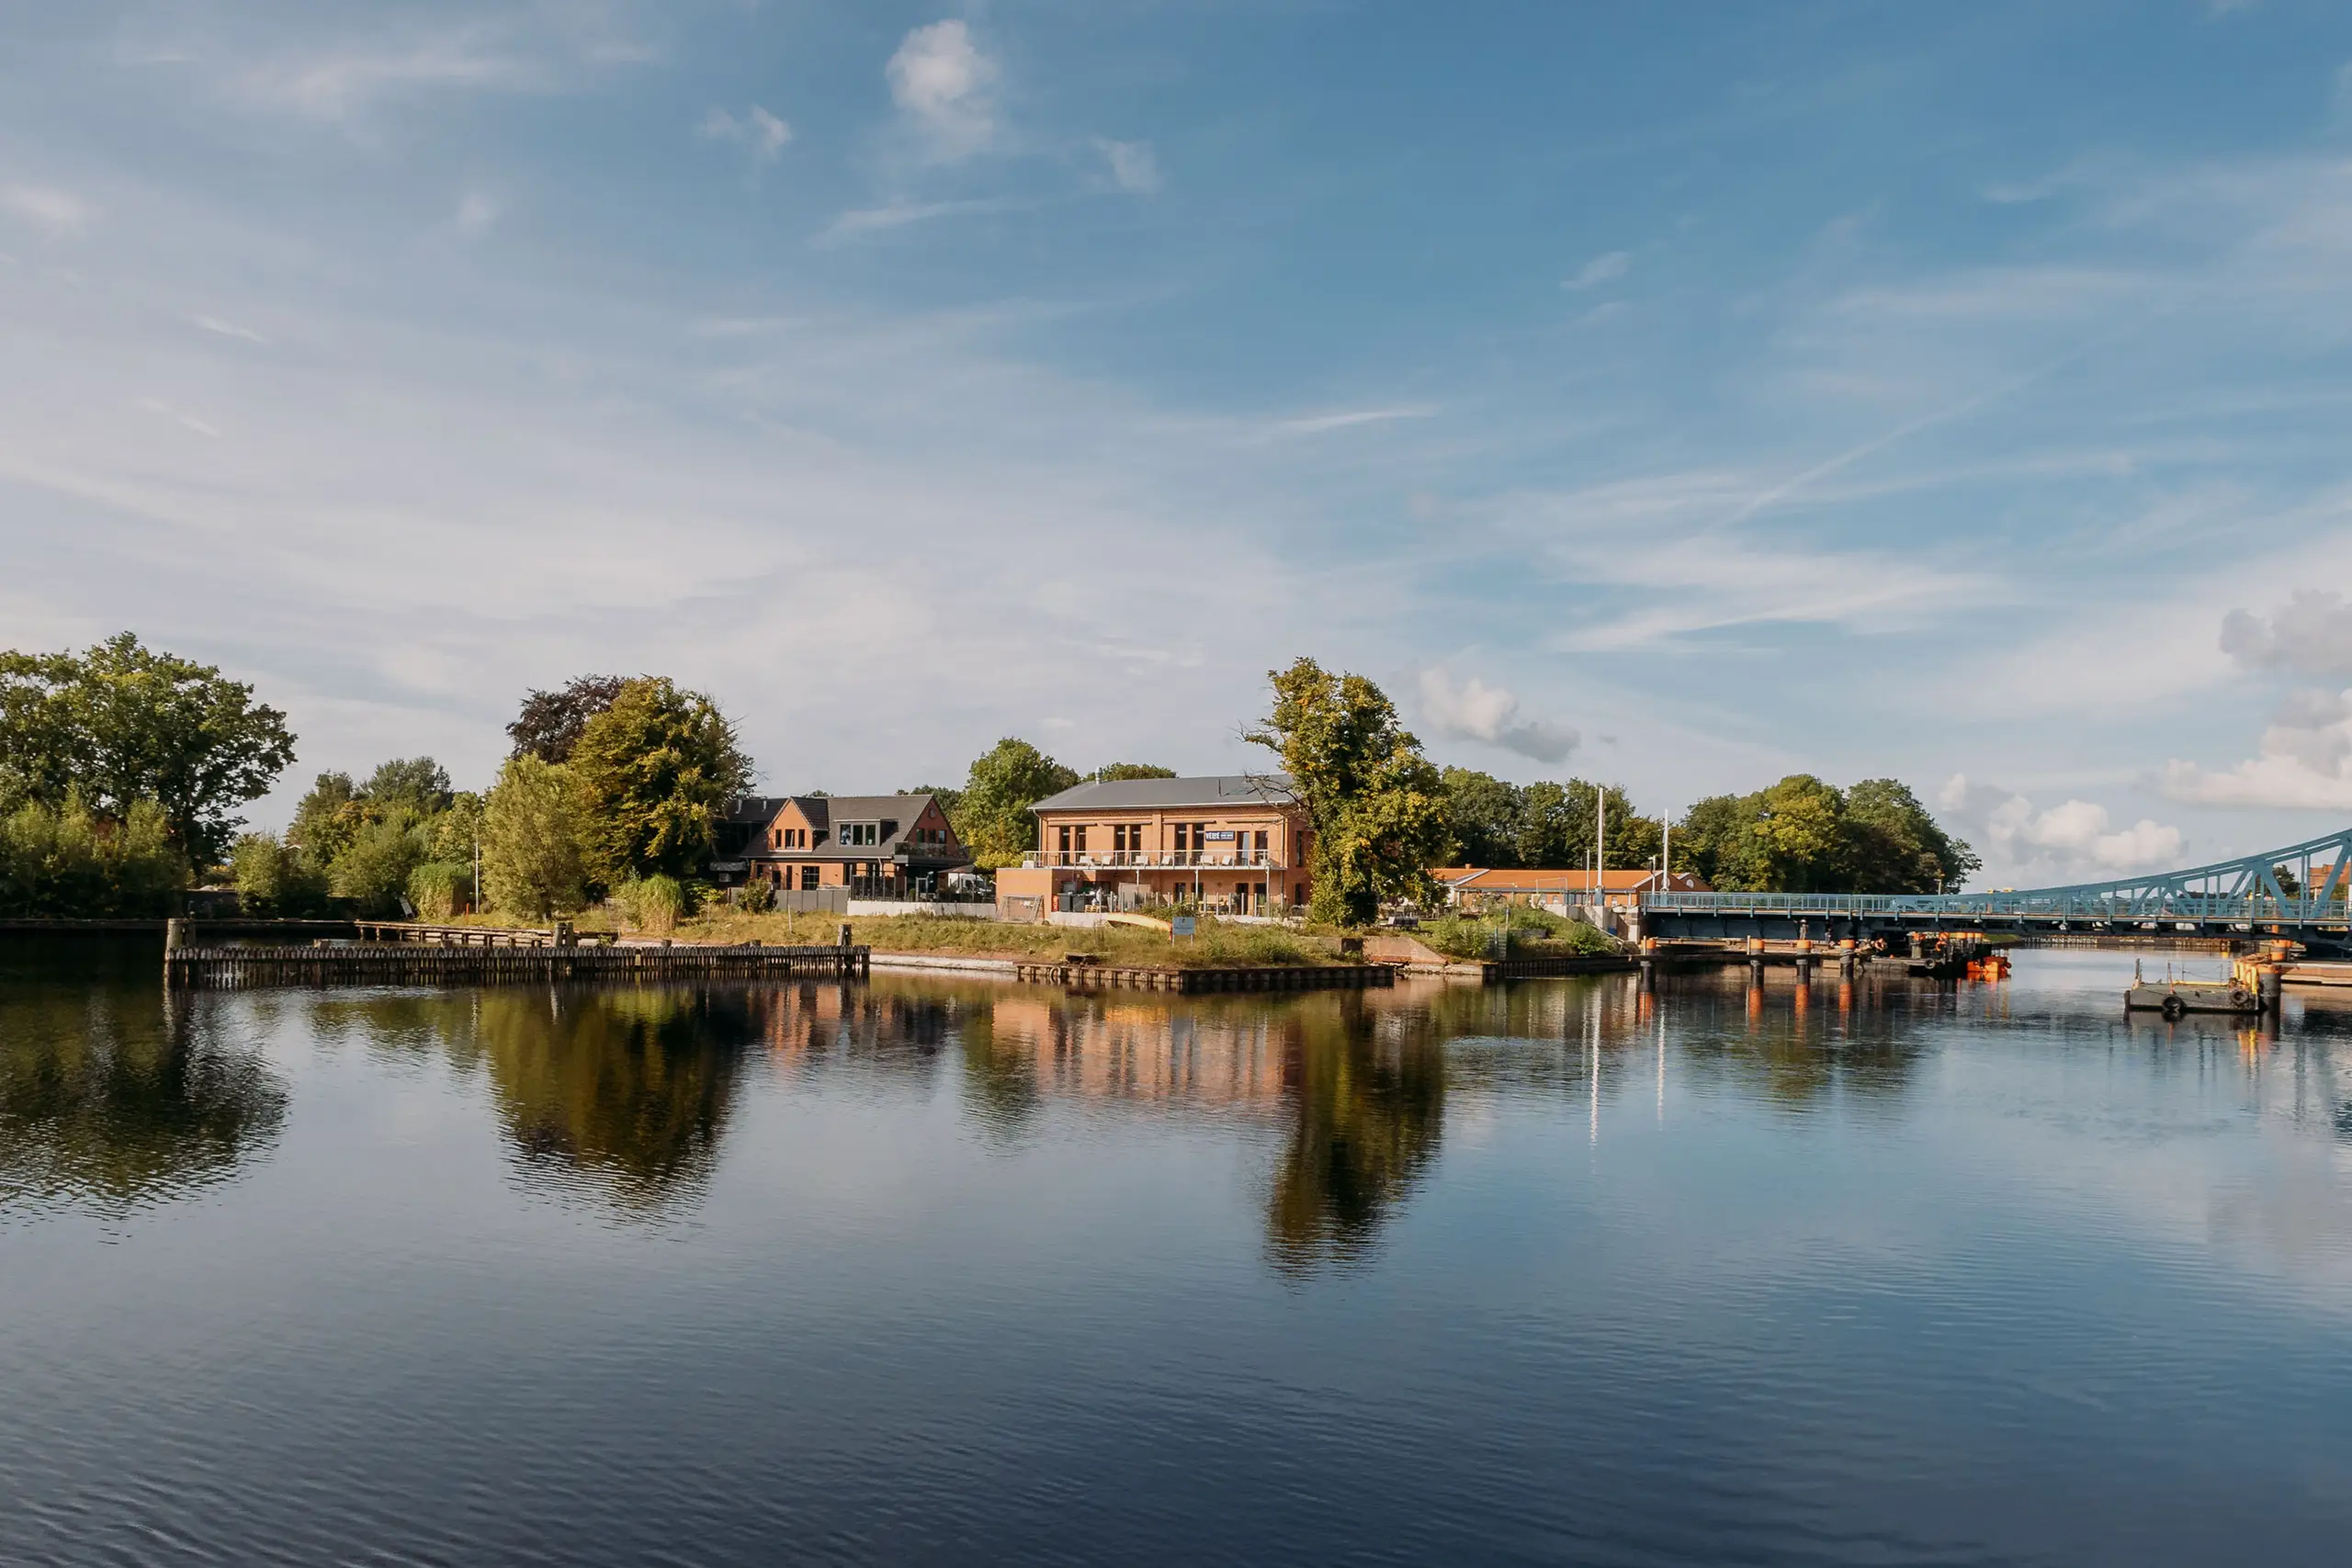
[1021, 850, 1281, 871]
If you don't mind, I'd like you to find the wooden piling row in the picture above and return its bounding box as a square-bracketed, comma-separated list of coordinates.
[165, 942, 869, 989]
[1009, 961, 1395, 993]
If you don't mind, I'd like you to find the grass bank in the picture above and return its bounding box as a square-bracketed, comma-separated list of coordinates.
[450, 907, 1353, 969]
[1416, 907, 1621, 962]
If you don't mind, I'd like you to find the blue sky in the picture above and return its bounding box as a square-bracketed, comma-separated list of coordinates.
[6, 0, 2352, 884]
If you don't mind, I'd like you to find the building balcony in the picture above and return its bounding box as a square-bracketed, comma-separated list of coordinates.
[1021, 850, 1281, 871]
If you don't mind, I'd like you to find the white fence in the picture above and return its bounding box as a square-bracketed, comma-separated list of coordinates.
[847, 898, 1001, 920]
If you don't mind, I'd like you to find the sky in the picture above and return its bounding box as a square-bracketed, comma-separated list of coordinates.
[5, 0, 2352, 886]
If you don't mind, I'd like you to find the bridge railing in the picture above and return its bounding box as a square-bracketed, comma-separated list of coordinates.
[1641, 890, 2349, 923]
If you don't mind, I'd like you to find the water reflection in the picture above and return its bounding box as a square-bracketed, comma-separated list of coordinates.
[313, 987, 763, 1217]
[0, 944, 288, 1222]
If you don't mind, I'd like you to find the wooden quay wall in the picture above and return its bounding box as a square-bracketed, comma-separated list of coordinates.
[1008, 961, 1393, 994]
[164, 941, 870, 989]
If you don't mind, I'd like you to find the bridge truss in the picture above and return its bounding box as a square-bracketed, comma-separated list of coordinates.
[1641, 825, 2352, 933]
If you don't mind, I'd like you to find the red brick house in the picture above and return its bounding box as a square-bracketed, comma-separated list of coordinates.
[717, 794, 969, 897]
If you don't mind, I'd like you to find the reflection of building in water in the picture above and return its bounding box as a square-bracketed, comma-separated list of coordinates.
[972, 988, 1446, 1275]
[987, 997, 1290, 1111]
[0, 985, 288, 1220]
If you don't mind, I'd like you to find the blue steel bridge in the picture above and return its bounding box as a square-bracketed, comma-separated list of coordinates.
[1637, 826, 2352, 955]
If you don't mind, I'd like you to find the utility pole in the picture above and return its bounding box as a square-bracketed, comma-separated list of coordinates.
[1595, 784, 1607, 923]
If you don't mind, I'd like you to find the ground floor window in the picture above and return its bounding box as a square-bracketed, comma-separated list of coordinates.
[800, 865, 819, 890]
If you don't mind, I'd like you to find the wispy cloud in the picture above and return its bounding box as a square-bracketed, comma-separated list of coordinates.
[1099, 139, 1160, 194]
[455, 190, 501, 236]
[816, 198, 1009, 243]
[191, 313, 266, 344]
[887, 19, 999, 161]
[0, 184, 92, 237]
[1266, 406, 1436, 438]
[701, 105, 793, 169]
[1561, 250, 1628, 289]
[214, 9, 654, 124]
[138, 397, 221, 439]
[1419, 670, 1578, 764]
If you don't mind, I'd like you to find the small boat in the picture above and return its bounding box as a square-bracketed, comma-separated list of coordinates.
[2124, 961, 2259, 1019]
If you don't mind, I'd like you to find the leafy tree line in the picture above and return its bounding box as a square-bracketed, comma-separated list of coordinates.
[236, 673, 754, 923]
[1674, 775, 1977, 895]
[2, 634, 293, 916]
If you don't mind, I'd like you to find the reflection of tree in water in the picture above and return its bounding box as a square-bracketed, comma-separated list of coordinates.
[956, 1002, 1040, 1144]
[1265, 997, 1445, 1276]
[476, 988, 751, 1215]
[0, 962, 288, 1220]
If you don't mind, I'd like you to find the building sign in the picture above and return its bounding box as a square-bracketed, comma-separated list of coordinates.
[1203, 830, 1237, 841]
[1171, 916, 1197, 938]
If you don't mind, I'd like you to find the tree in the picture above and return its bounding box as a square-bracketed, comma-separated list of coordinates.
[567, 678, 752, 885]
[232, 830, 330, 918]
[506, 674, 628, 764]
[328, 817, 428, 916]
[1672, 774, 1969, 893]
[901, 784, 965, 815]
[1511, 779, 1660, 871]
[362, 757, 453, 816]
[481, 755, 589, 919]
[1, 794, 189, 917]
[1245, 657, 1452, 925]
[1440, 767, 1523, 867]
[954, 739, 1080, 870]
[0, 633, 296, 865]
[1843, 778, 1979, 893]
[287, 772, 362, 866]
[1092, 762, 1177, 782]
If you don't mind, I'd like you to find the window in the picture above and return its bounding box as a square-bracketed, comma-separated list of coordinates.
[801, 866, 819, 890]
[772, 829, 781, 849]
[1074, 825, 1088, 854]
[1058, 825, 1071, 856]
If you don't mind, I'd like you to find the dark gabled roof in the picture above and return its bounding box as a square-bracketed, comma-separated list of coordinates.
[725, 795, 790, 827]
[1029, 773, 1297, 814]
[742, 793, 958, 862]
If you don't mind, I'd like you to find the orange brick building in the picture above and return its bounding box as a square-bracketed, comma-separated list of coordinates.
[719, 794, 968, 897]
[991, 774, 1312, 919]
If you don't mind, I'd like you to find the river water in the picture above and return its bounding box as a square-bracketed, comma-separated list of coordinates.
[2, 939, 2348, 1566]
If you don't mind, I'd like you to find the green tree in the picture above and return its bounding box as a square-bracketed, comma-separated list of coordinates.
[361, 757, 453, 816]
[481, 755, 590, 919]
[506, 674, 628, 764]
[1842, 778, 1979, 893]
[1512, 779, 1661, 871]
[568, 678, 753, 885]
[328, 816, 428, 917]
[1091, 762, 1177, 782]
[1440, 766, 1523, 867]
[287, 771, 362, 866]
[954, 739, 1080, 870]
[0, 633, 296, 865]
[231, 831, 330, 917]
[1246, 657, 1452, 925]
[0, 794, 189, 917]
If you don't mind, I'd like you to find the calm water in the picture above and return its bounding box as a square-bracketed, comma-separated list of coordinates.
[4, 940, 2350, 1566]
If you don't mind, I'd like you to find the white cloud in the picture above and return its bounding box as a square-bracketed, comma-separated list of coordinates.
[1267, 406, 1436, 437]
[455, 190, 501, 235]
[2219, 590, 2352, 678]
[887, 19, 999, 159]
[1939, 775, 2185, 885]
[1561, 250, 1629, 289]
[1, 184, 92, 237]
[700, 105, 793, 168]
[191, 313, 266, 344]
[1099, 139, 1160, 194]
[2161, 688, 2352, 809]
[1419, 670, 1578, 764]
[235, 31, 537, 120]
[816, 198, 1008, 243]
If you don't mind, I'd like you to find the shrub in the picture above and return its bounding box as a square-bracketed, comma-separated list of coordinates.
[232, 831, 331, 918]
[739, 876, 775, 914]
[0, 795, 192, 917]
[1420, 905, 1617, 961]
[408, 862, 471, 921]
[612, 873, 686, 934]
[328, 815, 427, 917]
